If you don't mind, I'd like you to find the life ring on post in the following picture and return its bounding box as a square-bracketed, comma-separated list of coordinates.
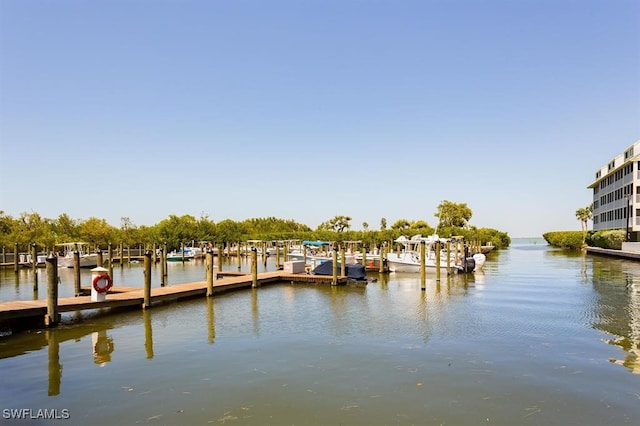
[93, 273, 113, 294]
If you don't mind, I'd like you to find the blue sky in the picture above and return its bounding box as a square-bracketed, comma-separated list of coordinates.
[1, 0, 638, 238]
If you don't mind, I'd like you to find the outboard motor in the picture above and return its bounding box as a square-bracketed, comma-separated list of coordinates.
[461, 256, 476, 273]
[460, 245, 475, 273]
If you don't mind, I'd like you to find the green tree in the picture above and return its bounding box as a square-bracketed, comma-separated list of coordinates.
[391, 219, 411, 230]
[435, 200, 473, 228]
[317, 215, 352, 232]
[78, 217, 118, 248]
[362, 222, 369, 231]
[380, 218, 387, 230]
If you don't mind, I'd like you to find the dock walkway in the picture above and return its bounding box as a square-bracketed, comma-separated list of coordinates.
[0, 270, 348, 329]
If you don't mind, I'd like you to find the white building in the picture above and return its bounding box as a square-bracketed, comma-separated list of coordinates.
[588, 140, 640, 242]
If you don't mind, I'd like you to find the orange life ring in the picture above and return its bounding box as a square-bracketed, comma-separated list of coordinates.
[93, 273, 113, 294]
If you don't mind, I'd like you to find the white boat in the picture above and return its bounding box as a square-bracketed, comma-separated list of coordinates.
[55, 242, 99, 268]
[386, 235, 485, 274]
[287, 240, 356, 267]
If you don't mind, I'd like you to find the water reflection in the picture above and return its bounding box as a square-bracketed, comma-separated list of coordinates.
[92, 330, 114, 365]
[588, 254, 640, 374]
[206, 297, 215, 345]
[46, 330, 61, 396]
[144, 309, 154, 358]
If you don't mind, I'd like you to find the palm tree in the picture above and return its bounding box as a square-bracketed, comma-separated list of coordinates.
[575, 204, 593, 245]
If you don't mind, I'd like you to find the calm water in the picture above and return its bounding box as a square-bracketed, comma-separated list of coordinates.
[1, 240, 639, 425]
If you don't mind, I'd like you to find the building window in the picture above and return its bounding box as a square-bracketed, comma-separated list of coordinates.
[625, 147, 634, 159]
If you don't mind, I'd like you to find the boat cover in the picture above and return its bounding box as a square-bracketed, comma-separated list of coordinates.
[311, 260, 366, 281]
[302, 240, 331, 247]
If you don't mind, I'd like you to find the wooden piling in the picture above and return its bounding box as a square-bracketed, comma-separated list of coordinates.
[362, 246, 367, 268]
[45, 254, 59, 327]
[160, 247, 166, 287]
[206, 249, 214, 297]
[332, 248, 338, 286]
[96, 249, 103, 268]
[143, 250, 151, 309]
[73, 250, 81, 296]
[108, 243, 114, 279]
[251, 248, 258, 288]
[31, 243, 37, 273]
[446, 241, 451, 272]
[237, 243, 241, 271]
[379, 243, 385, 273]
[340, 246, 345, 277]
[303, 244, 307, 266]
[13, 243, 18, 273]
[420, 241, 426, 291]
[435, 242, 441, 281]
[32, 244, 38, 291]
[163, 242, 168, 282]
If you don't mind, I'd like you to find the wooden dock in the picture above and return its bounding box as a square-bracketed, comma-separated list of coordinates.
[0, 271, 349, 331]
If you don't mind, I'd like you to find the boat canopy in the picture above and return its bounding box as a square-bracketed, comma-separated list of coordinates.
[302, 240, 331, 247]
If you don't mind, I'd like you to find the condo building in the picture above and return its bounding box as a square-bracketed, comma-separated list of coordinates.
[588, 140, 640, 242]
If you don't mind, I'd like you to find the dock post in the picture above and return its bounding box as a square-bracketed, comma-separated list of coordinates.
[159, 246, 166, 287]
[163, 242, 168, 282]
[283, 244, 288, 262]
[362, 245, 367, 268]
[108, 243, 114, 279]
[303, 244, 307, 267]
[420, 241, 426, 291]
[276, 245, 281, 269]
[143, 250, 151, 309]
[379, 243, 385, 273]
[13, 242, 18, 273]
[237, 243, 241, 271]
[45, 254, 59, 327]
[32, 243, 38, 291]
[251, 248, 258, 288]
[31, 243, 37, 273]
[332, 247, 338, 286]
[96, 248, 103, 267]
[446, 241, 451, 272]
[73, 250, 81, 296]
[340, 245, 345, 277]
[206, 249, 214, 296]
[436, 242, 442, 281]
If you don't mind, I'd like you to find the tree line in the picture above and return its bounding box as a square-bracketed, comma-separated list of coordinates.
[0, 200, 510, 252]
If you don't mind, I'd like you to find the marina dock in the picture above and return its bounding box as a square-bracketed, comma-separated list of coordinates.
[0, 270, 348, 331]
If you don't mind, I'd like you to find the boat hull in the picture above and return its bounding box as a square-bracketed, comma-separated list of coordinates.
[57, 254, 99, 268]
